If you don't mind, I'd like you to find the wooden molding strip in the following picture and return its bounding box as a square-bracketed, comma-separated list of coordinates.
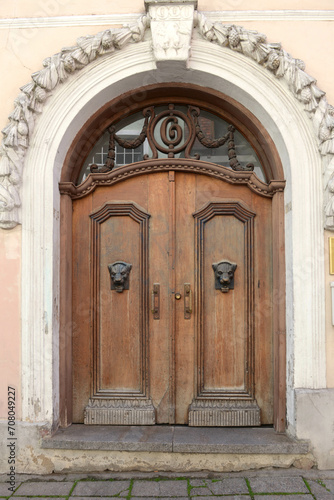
[59, 159, 286, 200]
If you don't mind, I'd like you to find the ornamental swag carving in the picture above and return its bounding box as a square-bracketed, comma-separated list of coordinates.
[1, 4, 334, 229]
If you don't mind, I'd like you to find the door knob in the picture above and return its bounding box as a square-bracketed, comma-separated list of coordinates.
[175, 293, 182, 300]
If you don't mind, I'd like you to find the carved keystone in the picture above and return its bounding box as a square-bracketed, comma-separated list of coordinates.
[145, 0, 197, 65]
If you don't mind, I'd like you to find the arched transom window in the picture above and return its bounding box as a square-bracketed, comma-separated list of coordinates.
[77, 104, 265, 185]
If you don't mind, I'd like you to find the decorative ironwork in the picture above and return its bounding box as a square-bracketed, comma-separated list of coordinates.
[90, 104, 255, 173]
[90, 108, 153, 174]
[212, 260, 237, 293]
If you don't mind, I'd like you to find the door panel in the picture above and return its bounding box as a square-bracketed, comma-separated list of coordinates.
[203, 214, 246, 392]
[99, 214, 141, 393]
[72, 170, 273, 426]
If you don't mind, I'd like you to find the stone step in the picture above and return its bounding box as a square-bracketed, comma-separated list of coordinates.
[42, 425, 309, 455]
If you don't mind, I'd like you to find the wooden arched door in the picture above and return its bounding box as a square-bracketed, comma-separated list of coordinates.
[59, 89, 286, 428]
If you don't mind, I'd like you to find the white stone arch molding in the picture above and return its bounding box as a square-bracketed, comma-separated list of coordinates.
[19, 14, 326, 429]
[2, 10, 334, 230]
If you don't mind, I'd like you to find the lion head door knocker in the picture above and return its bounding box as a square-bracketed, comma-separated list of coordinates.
[108, 261, 132, 293]
[212, 261, 237, 293]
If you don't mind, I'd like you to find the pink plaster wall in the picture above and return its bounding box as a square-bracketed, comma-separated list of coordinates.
[0, 228, 21, 420]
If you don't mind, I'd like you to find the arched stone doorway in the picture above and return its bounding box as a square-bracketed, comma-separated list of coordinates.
[19, 23, 325, 449]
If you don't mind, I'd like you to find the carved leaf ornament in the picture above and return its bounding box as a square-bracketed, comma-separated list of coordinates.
[1, 9, 334, 228]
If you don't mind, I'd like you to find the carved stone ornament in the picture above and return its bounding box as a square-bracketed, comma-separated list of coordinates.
[212, 260, 237, 293]
[145, 0, 197, 64]
[2, 2, 334, 229]
[108, 261, 132, 292]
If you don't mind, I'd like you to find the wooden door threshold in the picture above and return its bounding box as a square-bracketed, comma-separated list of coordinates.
[42, 425, 309, 455]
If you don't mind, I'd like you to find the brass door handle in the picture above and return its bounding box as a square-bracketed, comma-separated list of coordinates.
[151, 284, 160, 319]
[184, 283, 192, 319]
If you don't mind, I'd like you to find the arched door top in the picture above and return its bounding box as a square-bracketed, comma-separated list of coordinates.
[60, 158, 285, 200]
[60, 84, 285, 193]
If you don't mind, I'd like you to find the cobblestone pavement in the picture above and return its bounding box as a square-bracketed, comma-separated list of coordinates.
[0, 470, 334, 499]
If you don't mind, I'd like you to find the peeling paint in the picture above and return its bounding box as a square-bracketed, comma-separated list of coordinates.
[31, 398, 41, 417]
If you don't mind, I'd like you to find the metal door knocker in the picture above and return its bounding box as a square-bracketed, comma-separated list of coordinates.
[108, 261, 132, 292]
[212, 261, 237, 293]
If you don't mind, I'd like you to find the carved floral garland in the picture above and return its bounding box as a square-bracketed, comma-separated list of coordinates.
[195, 12, 334, 154]
[0, 15, 150, 228]
[1, 11, 334, 229]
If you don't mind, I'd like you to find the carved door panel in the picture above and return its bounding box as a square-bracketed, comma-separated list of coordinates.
[72, 170, 273, 425]
[72, 173, 171, 424]
[179, 173, 273, 425]
[174, 173, 273, 425]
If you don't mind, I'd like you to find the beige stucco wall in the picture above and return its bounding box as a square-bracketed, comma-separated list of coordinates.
[0, 227, 21, 420]
[1, 0, 334, 18]
[0, 0, 334, 424]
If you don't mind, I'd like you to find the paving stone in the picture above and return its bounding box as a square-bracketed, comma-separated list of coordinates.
[324, 480, 334, 494]
[249, 476, 309, 494]
[70, 498, 124, 500]
[253, 496, 311, 500]
[131, 479, 188, 497]
[131, 498, 189, 500]
[72, 480, 130, 496]
[0, 481, 17, 495]
[190, 479, 207, 487]
[190, 496, 248, 499]
[13, 481, 73, 496]
[307, 479, 334, 498]
[190, 486, 213, 496]
[207, 478, 249, 495]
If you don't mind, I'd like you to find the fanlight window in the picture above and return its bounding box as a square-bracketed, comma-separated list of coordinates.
[77, 105, 265, 185]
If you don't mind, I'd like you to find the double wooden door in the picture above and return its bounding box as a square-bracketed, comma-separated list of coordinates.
[72, 169, 273, 426]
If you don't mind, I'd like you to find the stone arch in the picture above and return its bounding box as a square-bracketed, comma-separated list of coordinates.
[14, 6, 325, 437]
